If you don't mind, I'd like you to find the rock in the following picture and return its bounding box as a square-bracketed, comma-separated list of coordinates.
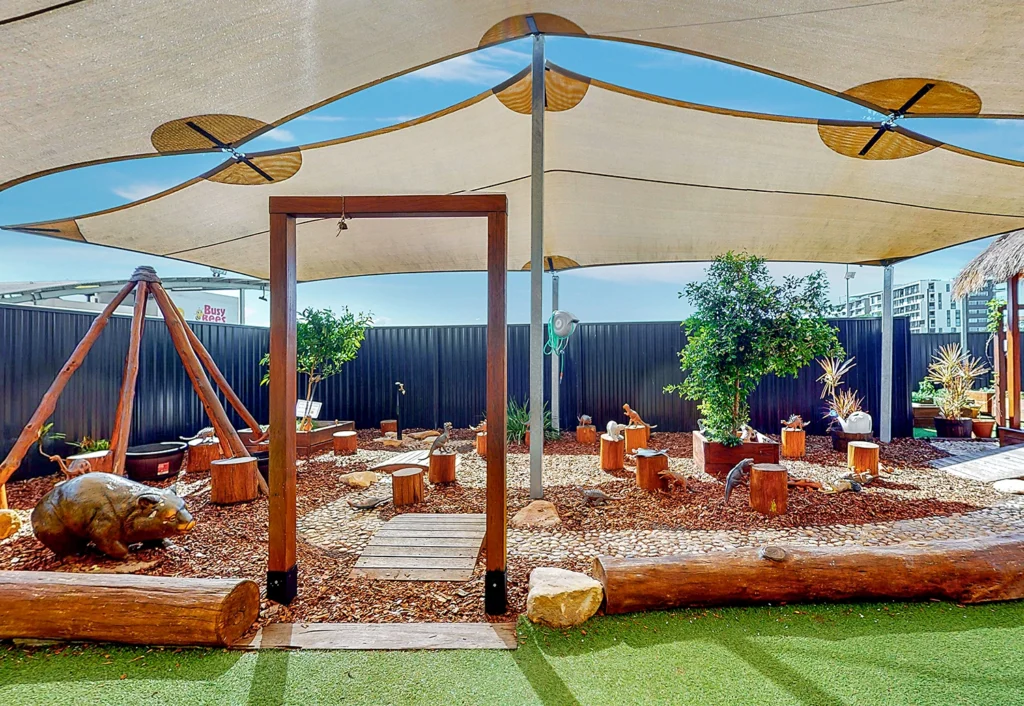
[993, 479, 1024, 495]
[340, 471, 378, 489]
[526, 567, 603, 629]
[511, 500, 561, 529]
[0, 510, 22, 540]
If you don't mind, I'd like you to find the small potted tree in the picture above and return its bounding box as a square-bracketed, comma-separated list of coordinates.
[260, 306, 372, 457]
[818, 356, 872, 451]
[927, 344, 989, 438]
[666, 252, 843, 477]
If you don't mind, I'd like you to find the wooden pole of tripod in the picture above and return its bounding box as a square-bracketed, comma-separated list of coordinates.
[109, 282, 149, 476]
[150, 284, 268, 496]
[0, 281, 137, 487]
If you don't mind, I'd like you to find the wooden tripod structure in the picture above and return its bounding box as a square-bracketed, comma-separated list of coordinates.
[0, 266, 268, 507]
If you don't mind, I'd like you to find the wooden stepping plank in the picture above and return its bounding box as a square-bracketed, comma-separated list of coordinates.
[235, 622, 517, 650]
[354, 513, 486, 582]
[369, 450, 464, 474]
[931, 444, 1024, 482]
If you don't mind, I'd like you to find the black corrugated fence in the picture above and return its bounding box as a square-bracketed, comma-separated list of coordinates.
[1, 304, 913, 479]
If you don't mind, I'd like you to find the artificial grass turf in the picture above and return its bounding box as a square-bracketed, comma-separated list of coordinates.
[2, 601, 1024, 705]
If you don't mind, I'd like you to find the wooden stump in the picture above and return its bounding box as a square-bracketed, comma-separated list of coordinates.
[380, 419, 398, 434]
[576, 425, 597, 444]
[636, 454, 669, 491]
[333, 430, 358, 456]
[781, 429, 806, 459]
[187, 438, 222, 472]
[476, 432, 487, 456]
[749, 463, 788, 516]
[600, 434, 625, 472]
[392, 468, 424, 506]
[210, 457, 259, 505]
[428, 452, 457, 484]
[848, 441, 880, 474]
[0, 484, 6, 510]
[68, 450, 113, 474]
[624, 425, 648, 453]
[524, 430, 531, 447]
[0, 571, 259, 647]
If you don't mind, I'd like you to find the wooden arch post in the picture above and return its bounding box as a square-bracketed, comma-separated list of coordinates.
[267, 195, 509, 613]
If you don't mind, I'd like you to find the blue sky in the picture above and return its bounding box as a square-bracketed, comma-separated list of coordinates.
[0, 37, 1019, 326]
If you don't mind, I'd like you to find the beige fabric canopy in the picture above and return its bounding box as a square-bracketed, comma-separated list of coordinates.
[9, 68, 1024, 281]
[3, 1, 1024, 189]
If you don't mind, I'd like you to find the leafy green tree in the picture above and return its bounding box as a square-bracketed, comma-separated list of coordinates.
[262, 307, 372, 428]
[666, 252, 843, 446]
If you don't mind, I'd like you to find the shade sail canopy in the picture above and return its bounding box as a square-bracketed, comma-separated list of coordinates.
[4, 1, 1024, 189]
[9, 68, 1024, 281]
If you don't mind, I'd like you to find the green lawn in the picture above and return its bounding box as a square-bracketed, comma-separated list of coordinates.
[3, 601, 1024, 705]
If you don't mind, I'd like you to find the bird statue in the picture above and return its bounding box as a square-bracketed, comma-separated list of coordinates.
[723, 458, 755, 504]
[429, 422, 452, 456]
[582, 488, 617, 505]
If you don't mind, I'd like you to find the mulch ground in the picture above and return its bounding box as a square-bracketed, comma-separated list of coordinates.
[0, 432, 970, 627]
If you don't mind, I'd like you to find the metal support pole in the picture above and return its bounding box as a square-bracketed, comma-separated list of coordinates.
[960, 293, 969, 356]
[880, 264, 894, 443]
[239, 288, 246, 325]
[550, 273, 560, 432]
[528, 30, 545, 499]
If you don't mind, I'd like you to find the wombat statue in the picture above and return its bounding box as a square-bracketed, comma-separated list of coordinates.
[31, 473, 195, 559]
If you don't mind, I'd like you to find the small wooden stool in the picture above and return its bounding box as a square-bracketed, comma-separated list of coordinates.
[333, 430, 358, 455]
[781, 428, 806, 459]
[576, 425, 597, 444]
[392, 468, 425, 506]
[210, 457, 259, 505]
[636, 453, 668, 491]
[624, 425, 648, 453]
[848, 441, 880, 474]
[380, 419, 398, 434]
[187, 438, 222, 472]
[428, 452, 457, 484]
[750, 463, 788, 516]
[476, 431, 487, 456]
[600, 434, 624, 471]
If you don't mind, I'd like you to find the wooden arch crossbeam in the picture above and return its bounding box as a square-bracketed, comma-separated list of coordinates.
[265, 194, 509, 615]
[0, 266, 269, 503]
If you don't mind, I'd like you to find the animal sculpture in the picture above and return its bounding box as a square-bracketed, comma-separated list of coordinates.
[577, 414, 593, 426]
[739, 425, 761, 443]
[819, 479, 863, 494]
[658, 468, 689, 492]
[623, 404, 657, 430]
[429, 422, 453, 455]
[347, 496, 390, 510]
[605, 421, 627, 441]
[470, 420, 487, 433]
[782, 415, 810, 430]
[723, 458, 755, 504]
[582, 488, 617, 505]
[31, 473, 195, 559]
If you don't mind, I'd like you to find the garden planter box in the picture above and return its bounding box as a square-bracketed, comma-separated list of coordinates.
[967, 390, 994, 416]
[692, 430, 779, 479]
[912, 403, 940, 429]
[238, 421, 354, 458]
[934, 417, 973, 438]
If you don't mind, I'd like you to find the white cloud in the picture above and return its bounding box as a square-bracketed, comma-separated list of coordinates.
[374, 115, 418, 123]
[111, 182, 172, 202]
[261, 128, 296, 143]
[406, 46, 527, 85]
[296, 114, 348, 123]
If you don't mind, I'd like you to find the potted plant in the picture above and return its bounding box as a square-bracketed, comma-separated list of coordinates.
[912, 379, 941, 429]
[666, 252, 843, 477]
[507, 399, 559, 445]
[927, 344, 989, 438]
[818, 356, 872, 450]
[260, 306, 371, 457]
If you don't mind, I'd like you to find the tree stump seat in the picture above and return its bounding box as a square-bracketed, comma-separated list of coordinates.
[600, 434, 624, 472]
[393, 468, 425, 506]
[333, 430, 358, 455]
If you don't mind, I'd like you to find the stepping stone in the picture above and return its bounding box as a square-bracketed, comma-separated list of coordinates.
[993, 479, 1024, 494]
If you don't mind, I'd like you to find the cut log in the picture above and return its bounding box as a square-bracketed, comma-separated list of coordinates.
[393, 468, 425, 506]
[624, 425, 648, 453]
[428, 453, 457, 484]
[476, 432, 487, 456]
[749, 463, 787, 516]
[594, 534, 1024, 614]
[333, 430, 358, 456]
[600, 434, 624, 472]
[187, 438, 222, 473]
[524, 430, 530, 447]
[380, 419, 398, 434]
[0, 570, 258, 646]
[67, 450, 113, 474]
[0, 484, 6, 510]
[781, 428, 806, 459]
[210, 457, 259, 505]
[636, 454, 668, 491]
[848, 441, 880, 474]
[576, 425, 597, 444]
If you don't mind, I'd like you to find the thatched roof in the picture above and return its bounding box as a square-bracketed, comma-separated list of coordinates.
[953, 229, 1024, 299]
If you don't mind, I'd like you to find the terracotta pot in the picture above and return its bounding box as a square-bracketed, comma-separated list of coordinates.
[934, 417, 973, 438]
[830, 429, 873, 452]
[972, 419, 996, 439]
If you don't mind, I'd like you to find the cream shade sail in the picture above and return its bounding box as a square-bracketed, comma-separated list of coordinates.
[8, 69, 1024, 281]
[4, 1, 1024, 188]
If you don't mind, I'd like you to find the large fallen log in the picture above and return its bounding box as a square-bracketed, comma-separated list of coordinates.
[0, 571, 259, 646]
[593, 535, 1024, 615]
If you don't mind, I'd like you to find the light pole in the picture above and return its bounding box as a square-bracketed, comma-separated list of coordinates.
[845, 265, 857, 317]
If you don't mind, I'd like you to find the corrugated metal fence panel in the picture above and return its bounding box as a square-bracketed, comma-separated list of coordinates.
[910, 333, 996, 391]
[1, 305, 915, 480]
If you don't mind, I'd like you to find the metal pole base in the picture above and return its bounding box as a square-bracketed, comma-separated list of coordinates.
[267, 565, 298, 604]
[484, 569, 508, 615]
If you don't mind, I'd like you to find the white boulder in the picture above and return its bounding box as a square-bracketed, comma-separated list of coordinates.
[526, 567, 603, 629]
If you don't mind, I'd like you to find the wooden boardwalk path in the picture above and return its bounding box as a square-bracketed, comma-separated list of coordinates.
[369, 449, 462, 474]
[351, 513, 485, 581]
[931, 443, 1024, 482]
